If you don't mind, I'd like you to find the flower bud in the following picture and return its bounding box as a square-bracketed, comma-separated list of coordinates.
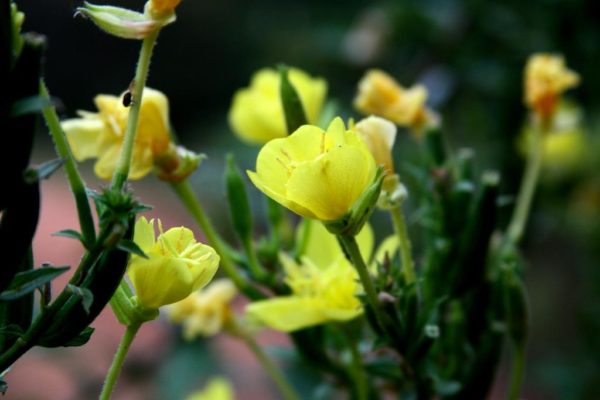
[76, 2, 174, 40]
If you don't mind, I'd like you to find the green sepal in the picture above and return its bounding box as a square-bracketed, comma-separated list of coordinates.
[116, 239, 147, 258]
[279, 64, 308, 134]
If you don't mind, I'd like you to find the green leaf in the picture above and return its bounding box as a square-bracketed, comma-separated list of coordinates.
[116, 239, 147, 258]
[67, 284, 94, 314]
[279, 64, 308, 134]
[53, 229, 84, 241]
[0, 266, 69, 301]
[62, 326, 94, 347]
[10, 94, 52, 117]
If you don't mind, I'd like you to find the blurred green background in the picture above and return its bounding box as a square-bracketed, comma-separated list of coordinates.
[15, 0, 600, 398]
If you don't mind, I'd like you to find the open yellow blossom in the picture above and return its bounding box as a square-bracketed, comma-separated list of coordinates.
[167, 279, 237, 339]
[62, 88, 171, 180]
[128, 217, 219, 310]
[147, 0, 182, 18]
[246, 222, 397, 332]
[185, 377, 234, 400]
[524, 54, 580, 120]
[229, 67, 327, 144]
[354, 69, 429, 131]
[247, 118, 377, 221]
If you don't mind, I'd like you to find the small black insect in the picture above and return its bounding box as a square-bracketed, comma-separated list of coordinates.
[122, 79, 136, 107]
[122, 91, 133, 107]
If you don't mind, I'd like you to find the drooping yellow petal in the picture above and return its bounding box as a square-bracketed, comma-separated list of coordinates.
[246, 297, 338, 332]
[61, 118, 105, 161]
[301, 220, 373, 268]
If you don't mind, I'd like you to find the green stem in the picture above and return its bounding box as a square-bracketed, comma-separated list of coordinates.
[508, 345, 525, 400]
[111, 30, 159, 190]
[343, 328, 368, 400]
[294, 218, 312, 259]
[171, 180, 262, 299]
[228, 320, 300, 400]
[390, 205, 416, 285]
[338, 235, 386, 333]
[507, 126, 544, 244]
[242, 237, 267, 281]
[40, 80, 96, 245]
[99, 323, 141, 400]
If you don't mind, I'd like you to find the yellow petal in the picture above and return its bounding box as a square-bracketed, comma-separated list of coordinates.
[246, 297, 332, 332]
[62, 118, 105, 161]
[129, 257, 195, 310]
[133, 217, 156, 252]
[286, 145, 376, 221]
[301, 221, 373, 268]
[93, 144, 121, 180]
[185, 377, 235, 400]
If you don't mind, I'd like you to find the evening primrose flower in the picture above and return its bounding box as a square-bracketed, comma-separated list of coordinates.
[229, 67, 327, 144]
[247, 118, 377, 221]
[167, 279, 237, 339]
[128, 217, 219, 310]
[62, 88, 172, 180]
[354, 69, 430, 132]
[246, 223, 396, 332]
[524, 53, 580, 121]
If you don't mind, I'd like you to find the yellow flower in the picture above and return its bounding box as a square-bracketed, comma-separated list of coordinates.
[524, 53, 580, 119]
[147, 0, 182, 18]
[185, 377, 234, 400]
[247, 118, 377, 221]
[167, 279, 237, 339]
[128, 217, 219, 310]
[246, 222, 397, 332]
[229, 67, 327, 144]
[62, 88, 171, 180]
[354, 69, 429, 130]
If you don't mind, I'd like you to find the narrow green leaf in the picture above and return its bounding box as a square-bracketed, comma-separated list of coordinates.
[53, 229, 84, 241]
[0, 324, 24, 340]
[279, 65, 308, 134]
[0, 266, 69, 301]
[116, 239, 147, 258]
[10, 94, 52, 117]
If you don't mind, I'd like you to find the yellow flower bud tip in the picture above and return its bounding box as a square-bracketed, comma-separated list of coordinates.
[354, 115, 397, 174]
[167, 279, 237, 338]
[146, 0, 182, 19]
[228, 67, 327, 144]
[247, 117, 377, 221]
[62, 87, 172, 181]
[128, 217, 220, 310]
[524, 53, 580, 120]
[354, 69, 429, 130]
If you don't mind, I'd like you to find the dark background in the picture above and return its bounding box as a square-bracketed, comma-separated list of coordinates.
[11, 0, 600, 398]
